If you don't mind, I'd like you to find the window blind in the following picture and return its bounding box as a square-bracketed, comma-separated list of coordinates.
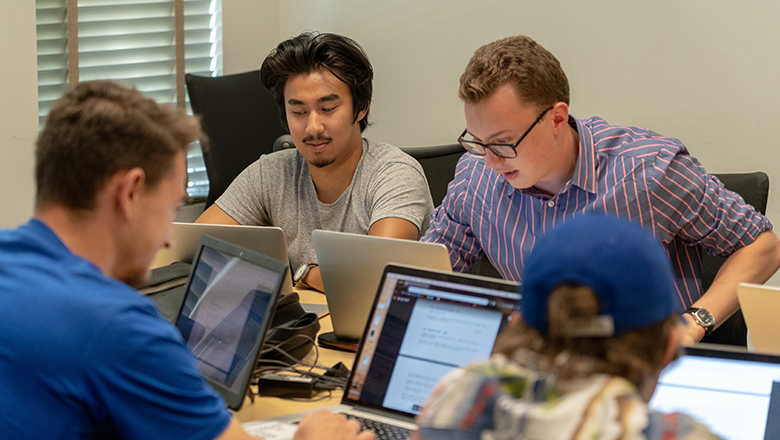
[35, 0, 222, 199]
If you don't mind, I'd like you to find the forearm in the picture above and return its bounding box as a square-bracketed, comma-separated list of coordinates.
[686, 230, 780, 341]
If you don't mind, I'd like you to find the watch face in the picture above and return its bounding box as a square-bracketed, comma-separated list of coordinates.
[696, 309, 715, 327]
[294, 264, 308, 282]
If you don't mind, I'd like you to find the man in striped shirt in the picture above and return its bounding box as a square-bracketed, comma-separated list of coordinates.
[421, 35, 780, 344]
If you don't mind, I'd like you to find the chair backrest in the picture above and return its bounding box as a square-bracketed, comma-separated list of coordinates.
[185, 71, 288, 207]
[400, 143, 502, 279]
[701, 171, 770, 346]
[400, 144, 465, 207]
[273, 134, 294, 152]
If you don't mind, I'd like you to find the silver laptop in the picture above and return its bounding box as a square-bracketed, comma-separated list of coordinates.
[154, 222, 293, 295]
[246, 264, 521, 437]
[174, 235, 287, 411]
[312, 230, 453, 341]
[649, 344, 780, 439]
[738, 282, 780, 354]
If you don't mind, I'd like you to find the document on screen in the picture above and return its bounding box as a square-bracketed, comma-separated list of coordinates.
[382, 298, 502, 413]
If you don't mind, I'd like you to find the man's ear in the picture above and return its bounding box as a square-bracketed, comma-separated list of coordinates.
[550, 102, 570, 134]
[112, 168, 147, 220]
[356, 103, 369, 124]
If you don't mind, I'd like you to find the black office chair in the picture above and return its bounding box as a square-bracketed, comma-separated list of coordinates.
[700, 172, 770, 346]
[273, 134, 294, 152]
[185, 71, 288, 208]
[400, 144, 465, 207]
[399, 143, 503, 279]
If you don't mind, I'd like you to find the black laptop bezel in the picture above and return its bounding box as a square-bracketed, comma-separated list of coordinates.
[339, 263, 521, 418]
[173, 234, 287, 410]
[679, 343, 780, 364]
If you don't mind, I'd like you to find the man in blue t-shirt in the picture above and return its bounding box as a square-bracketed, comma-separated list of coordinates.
[0, 80, 373, 440]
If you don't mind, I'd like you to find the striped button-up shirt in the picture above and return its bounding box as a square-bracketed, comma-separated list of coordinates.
[422, 116, 771, 308]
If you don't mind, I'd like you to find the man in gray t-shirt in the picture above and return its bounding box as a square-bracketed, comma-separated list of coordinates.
[197, 32, 433, 292]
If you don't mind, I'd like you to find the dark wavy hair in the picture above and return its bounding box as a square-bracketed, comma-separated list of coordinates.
[260, 32, 373, 132]
[35, 80, 201, 210]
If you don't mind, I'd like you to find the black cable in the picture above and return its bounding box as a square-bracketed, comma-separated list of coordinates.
[253, 334, 349, 394]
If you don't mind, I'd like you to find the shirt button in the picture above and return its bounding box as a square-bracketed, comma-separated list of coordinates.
[547, 200, 555, 207]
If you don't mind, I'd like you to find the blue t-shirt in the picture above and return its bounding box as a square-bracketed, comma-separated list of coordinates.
[0, 219, 232, 439]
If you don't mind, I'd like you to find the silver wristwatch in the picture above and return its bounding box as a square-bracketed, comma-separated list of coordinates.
[293, 262, 318, 284]
[684, 307, 715, 338]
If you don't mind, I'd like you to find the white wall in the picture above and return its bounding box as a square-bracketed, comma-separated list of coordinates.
[222, 0, 280, 74]
[225, 0, 780, 288]
[1, 3, 39, 228]
[225, 0, 780, 220]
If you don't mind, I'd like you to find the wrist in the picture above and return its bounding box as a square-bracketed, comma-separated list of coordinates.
[684, 307, 715, 340]
[681, 313, 706, 342]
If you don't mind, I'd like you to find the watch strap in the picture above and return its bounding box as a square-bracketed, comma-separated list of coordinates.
[294, 262, 318, 284]
[684, 307, 715, 337]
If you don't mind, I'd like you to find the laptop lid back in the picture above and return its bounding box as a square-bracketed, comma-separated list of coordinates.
[649, 344, 780, 439]
[312, 230, 453, 340]
[174, 235, 287, 410]
[154, 222, 293, 295]
[738, 282, 780, 354]
[342, 264, 521, 420]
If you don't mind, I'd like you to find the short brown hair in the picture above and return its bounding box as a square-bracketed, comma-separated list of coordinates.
[36, 80, 202, 210]
[458, 35, 570, 109]
[494, 283, 676, 390]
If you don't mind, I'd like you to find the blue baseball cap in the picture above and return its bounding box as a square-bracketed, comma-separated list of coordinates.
[521, 215, 681, 336]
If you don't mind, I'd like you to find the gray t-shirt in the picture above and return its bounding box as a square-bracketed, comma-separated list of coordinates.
[216, 139, 434, 268]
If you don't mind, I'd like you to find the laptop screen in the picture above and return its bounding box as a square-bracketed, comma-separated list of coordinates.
[174, 235, 287, 410]
[649, 345, 780, 440]
[344, 265, 521, 417]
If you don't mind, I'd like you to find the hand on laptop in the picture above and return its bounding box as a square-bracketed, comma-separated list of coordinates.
[294, 410, 374, 440]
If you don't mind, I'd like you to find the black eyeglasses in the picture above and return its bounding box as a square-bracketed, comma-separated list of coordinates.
[457, 106, 554, 159]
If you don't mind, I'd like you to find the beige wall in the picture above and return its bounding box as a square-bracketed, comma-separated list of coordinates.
[225, 0, 780, 223]
[222, 0, 280, 74]
[9, 2, 780, 279]
[1, 2, 38, 228]
[223, 0, 780, 287]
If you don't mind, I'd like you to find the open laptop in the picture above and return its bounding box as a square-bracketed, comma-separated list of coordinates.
[312, 230, 453, 343]
[649, 344, 780, 439]
[154, 222, 293, 295]
[738, 282, 780, 354]
[245, 264, 521, 437]
[173, 235, 288, 410]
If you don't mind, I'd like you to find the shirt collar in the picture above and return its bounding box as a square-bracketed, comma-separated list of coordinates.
[568, 116, 598, 195]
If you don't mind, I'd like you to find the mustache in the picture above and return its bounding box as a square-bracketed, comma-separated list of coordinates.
[302, 135, 332, 143]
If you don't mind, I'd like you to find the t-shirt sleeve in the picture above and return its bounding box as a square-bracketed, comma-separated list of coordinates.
[421, 154, 485, 272]
[647, 151, 772, 257]
[215, 157, 272, 226]
[85, 304, 231, 440]
[367, 157, 434, 235]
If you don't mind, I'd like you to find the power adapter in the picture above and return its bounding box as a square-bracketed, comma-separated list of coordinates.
[255, 373, 316, 398]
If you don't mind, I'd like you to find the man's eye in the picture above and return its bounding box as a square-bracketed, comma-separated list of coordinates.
[291, 110, 306, 116]
[322, 107, 336, 113]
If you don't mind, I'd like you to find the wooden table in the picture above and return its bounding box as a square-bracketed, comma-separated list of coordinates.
[234, 289, 355, 422]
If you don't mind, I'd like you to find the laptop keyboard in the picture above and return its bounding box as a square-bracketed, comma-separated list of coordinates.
[347, 415, 411, 440]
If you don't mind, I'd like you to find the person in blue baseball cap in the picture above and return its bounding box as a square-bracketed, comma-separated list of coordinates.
[415, 215, 720, 439]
